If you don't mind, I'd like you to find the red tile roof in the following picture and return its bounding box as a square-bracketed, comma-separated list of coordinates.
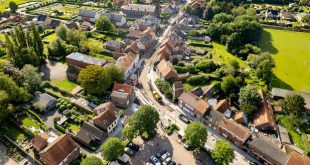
[219, 118, 251, 143]
[286, 152, 310, 165]
[40, 134, 78, 165]
[33, 132, 48, 151]
[93, 107, 118, 130]
[156, 59, 178, 80]
[213, 99, 230, 113]
[112, 82, 134, 94]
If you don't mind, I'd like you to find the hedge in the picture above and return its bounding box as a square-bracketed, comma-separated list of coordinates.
[26, 109, 45, 126]
[54, 123, 66, 133]
[187, 75, 210, 86]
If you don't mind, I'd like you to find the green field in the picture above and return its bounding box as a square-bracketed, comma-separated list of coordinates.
[260, 28, 310, 93]
[0, 0, 27, 12]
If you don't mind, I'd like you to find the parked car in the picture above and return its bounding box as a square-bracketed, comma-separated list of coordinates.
[156, 149, 167, 158]
[161, 152, 171, 161]
[127, 142, 139, 151]
[168, 161, 176, 165]
[178, 114, 190, 124]
[163, 157, 172, 165]
[150, 156, 161, 165]
[183, 141, 190, 150]
[125, 147, 135, 156]
[117, 154, 130, 164]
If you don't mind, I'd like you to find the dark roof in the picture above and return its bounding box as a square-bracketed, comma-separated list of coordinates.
[33, 92, 57, 109]
[78, 10, 97, 18]
[272, 87, 310, 110]
[66, 52, 106, 66]
[49, 19, 61, 28]
[121, 4, 157, 12]
[266, 9, 279, 16]
[249, 137, 289, 165]
[204, 109, 224, 126]
[37, 15, 48, 21]
[75, 122, 105, 145]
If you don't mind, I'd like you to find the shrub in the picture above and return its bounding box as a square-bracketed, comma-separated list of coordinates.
[155, 79, 173, 98]
[174, 65, 199, 74]
[187, 75, 210, 85]
[195, 60, 217, 73]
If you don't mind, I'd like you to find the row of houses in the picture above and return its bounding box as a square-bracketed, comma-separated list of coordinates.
[259, 9, 310, 26]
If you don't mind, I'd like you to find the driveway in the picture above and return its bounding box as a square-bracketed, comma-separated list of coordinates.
[130, 126, 210, 165]
[0, 143, 18, 165]
[40, 60, 68, 81]
[41, 109, 61, 129]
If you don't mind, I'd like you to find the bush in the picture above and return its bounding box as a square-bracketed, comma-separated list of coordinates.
[155, 79, 173, 99]
[174, 65, 199, 74]
[187, 75, 210, 85]
[26, 109, 45, 125]
[195, 60, 217, 73]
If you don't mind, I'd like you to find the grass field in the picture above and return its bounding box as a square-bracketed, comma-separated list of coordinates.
[0, 0, 27, 12]
[52, 79, 78, 92]
[260, 28, 310, 93]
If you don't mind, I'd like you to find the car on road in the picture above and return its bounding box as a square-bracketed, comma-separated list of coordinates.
[183, 141, 190, 150]
[150, 156, 161, 165]
[127, 142, 139, 151]
[125, 147, 135, 156]
[168, 161, 176, 165]
[178, 114, 190, 124]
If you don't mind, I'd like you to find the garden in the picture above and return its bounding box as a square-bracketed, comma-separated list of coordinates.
[51, 78, 78, 93]
[54, 98, 94, 134]
[260, 28, 310, 93]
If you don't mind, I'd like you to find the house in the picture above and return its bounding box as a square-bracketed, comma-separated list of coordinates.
[8, 15, 22, 22]
[189, 0, 205, 9]
[234, 111, 248, 125]
[121, 4, 159, 18]
[40, 134, 80, 165]
[103, 41, 125, 53]
[280, 12, 295, 21]
[156, 59, 178, 80]
[204, 36, 211, 44]
[253, 90, 276, 131]
[156, 45, 172, 61]
[203, 109, 224, 130]
[286, 152, 310, 165]
[248, 137, 289, 165]
[32, 132, 48, 152]
[173, 81, 183, 98]
[48, 19, 61, 29]
[32, 92, 57, 112]
[127, 30, 143, 40]
[66, 52, 107, 69]
[66, 52, 107, 81]
[111, 82, 135, 108]
[213, 99, 230, 113]
[66, 22, 79, 29]
[265, 10, 279, 19]
[135, 15, 160, 31]
[178, 92, 211, 117]
[124, 41, 140, 54]
[75, 122, 106, 146]
[203, 84, 215, 98]
[80, 21, 92, 30]
[296, 13, 310, 22]
[218, 118, 251, 148]
[163, 5, 177, 15]
[21, 15, 35, 25]
[115, 52, 139, 79]
[136, 27, 156, 53]
[34, 15, 52, 27]
[99, 13, 126, 27]
[93, 102, 119, 134]
[77, 10, 97, 23]
[289, 3, 299, 8]
[191, 87, 204, 97]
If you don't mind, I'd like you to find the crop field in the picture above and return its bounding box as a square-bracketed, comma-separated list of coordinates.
[260, 28, 310, 93]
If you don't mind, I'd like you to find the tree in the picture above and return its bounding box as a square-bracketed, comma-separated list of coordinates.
[211, 140, 235, 165]
[95, 16, 115, 32]
[20, 64, 42, 92]
[256, 60, 274, 82]
[124, 105, 159, 139]
[0, 90, 11, 123]
[55, 24, 68, 41]
[122, 125, 136, 142]
[281, 94, 306, 117]
[184, 122, 208, 149]
[105, 63, 124, 83]
[81, 156, 103, 165]
[195, 60, 217, 73]
[221, 75, 238, 95]
[101, 137, 124, 161]
[160, 12, 171, 24]
[9, 1, 18, 12]
[238, 86, 261, 116]
[30, 23, 44, 59]
[78, 65, 111, 95]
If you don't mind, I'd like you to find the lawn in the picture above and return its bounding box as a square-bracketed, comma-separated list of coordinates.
[43, 33, 57, 43]
[0, 0, 27, 12]
[22, 118, 40, 129]
[2, 124, 26, 141]
[52, 79, 78, 92]
[260, 28, 310, 93]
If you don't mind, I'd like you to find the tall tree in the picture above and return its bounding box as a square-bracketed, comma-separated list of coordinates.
[105, 63, 124, 83]
[101, 137, 124, 161]
[95, 16, 115, 32]
[55, 24, 68, 41]
[9, 1, 18, 12]
[238, 86, 261, 116]
[184, 122, 208, 149]
[211, 140, 235, 165]
[30, 23, 44, 59]
[78, 65, 111, 95]
[221, 75, 238, 95]
[21, 64, 42, 92]
[81, 156, 103, 165]
[281, 94, 306, 117]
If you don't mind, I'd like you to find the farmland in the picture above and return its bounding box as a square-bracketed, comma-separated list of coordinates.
[260, 28, 310, 93]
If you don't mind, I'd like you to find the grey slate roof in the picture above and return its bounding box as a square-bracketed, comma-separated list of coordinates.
[75, 122, 105, 145]
[66, 52, 106, 66]
[78, 10, 97, 18]
[278, 125, 291, 145]
[122, 4, 156, 12]
[33, 92, 57, 109]
[249, 137, 289, 165]
[204, 109, 224, 126]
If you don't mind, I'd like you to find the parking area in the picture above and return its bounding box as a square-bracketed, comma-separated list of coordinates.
[129, 126, 211, 165]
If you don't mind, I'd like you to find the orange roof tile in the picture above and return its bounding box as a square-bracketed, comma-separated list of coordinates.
[286, 152, 310, 165]
[112, 82, 133, 94]
[33, 132, 48, 151]
[219, 118, 251, 143]
[156, 59, 178, 80]
[213, 99, 230, 113]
